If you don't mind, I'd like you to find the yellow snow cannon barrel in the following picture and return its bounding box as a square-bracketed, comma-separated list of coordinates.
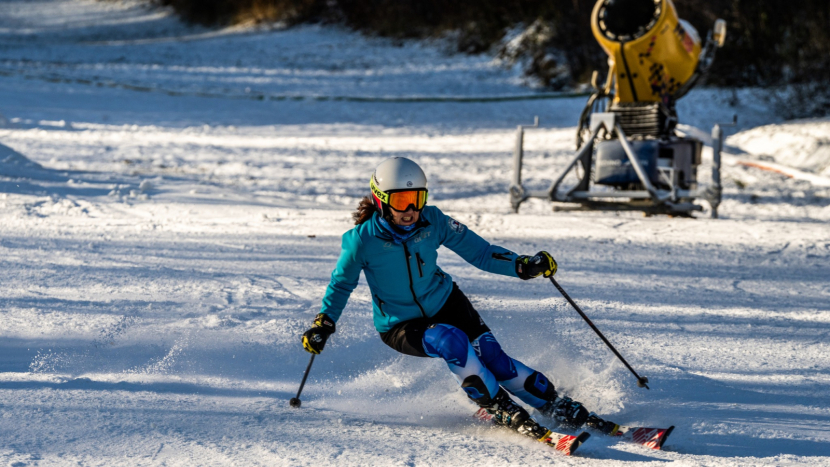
[591, 0, 701, 105]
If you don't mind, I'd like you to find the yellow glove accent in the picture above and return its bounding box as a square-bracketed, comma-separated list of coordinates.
[302, 335, 321, 354]
[540, 251, 558, 277]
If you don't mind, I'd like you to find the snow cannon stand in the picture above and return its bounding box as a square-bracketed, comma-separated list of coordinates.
[509, 0, 729, 218]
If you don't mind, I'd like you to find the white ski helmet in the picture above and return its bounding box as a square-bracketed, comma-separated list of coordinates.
[370, 157, 428, 216]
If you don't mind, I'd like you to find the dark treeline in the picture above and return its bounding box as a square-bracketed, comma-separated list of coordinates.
[155, 0, 829, 92]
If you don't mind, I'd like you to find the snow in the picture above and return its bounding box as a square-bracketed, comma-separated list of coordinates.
[1, 0, 829, 465]
[729, 119, 830, 177]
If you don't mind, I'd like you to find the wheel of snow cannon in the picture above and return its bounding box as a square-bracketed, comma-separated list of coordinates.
[289, 397, 302, 408]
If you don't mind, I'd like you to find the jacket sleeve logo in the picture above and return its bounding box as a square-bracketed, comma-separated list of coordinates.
[448, 218, 465, 234]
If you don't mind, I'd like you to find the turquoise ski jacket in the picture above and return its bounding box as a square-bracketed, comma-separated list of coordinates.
[320, 205, 520, 333]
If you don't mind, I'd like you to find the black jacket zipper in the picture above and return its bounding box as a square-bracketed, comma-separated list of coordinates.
[415, 252, 424, 277]
[402, 242, 426, 318]
[375, 295, 386, 316]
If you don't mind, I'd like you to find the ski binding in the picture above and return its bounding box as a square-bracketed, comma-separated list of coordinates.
[473, 408, 590, 456]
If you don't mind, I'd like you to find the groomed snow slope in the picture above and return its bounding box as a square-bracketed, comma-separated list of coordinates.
[729, 119, 830, 177]
[1, 1, 829, 466]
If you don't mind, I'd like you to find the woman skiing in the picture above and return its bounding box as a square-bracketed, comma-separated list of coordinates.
[301, 157, 617, 443]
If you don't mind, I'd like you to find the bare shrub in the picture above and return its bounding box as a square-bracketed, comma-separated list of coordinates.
[143, 0, 830, 101]
[153, 0, 327, 26]
[771, 83, 830, 120]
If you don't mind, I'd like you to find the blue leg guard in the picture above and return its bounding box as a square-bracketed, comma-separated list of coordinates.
[423, 324, 499, 403]
[473, 332, 557, 409]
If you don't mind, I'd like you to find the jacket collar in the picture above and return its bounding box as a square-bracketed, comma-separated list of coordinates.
[372, 212, 430, 242]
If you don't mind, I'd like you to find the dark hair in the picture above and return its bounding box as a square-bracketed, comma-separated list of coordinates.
[352, 196, 379, 225]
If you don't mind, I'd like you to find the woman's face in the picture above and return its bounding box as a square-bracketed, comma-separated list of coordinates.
[389, 206, 419, 226]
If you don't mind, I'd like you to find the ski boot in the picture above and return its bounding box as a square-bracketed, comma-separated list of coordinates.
[485, 388, 553, 442]
[539, 396, 589, 428]
[585, 412, 620, 436]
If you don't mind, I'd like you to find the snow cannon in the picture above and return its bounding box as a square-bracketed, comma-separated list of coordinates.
[509, 0, 730, 217]
[592, 0, 705, 105]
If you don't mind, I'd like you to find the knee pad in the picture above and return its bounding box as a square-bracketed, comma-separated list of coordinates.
[473, 332, 518, 381]
[523, 371, 558, 401]
[422, 324, 469, 367]
[461, 375, 494, 405]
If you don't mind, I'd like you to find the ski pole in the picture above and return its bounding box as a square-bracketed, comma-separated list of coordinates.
[289, 354, 315, 407]
[550, 276, 650, 390]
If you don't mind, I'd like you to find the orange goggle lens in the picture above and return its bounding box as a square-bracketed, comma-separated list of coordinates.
[387, 190, 428, 212]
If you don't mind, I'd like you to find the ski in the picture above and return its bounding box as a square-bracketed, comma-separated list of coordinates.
[610, 425, 674, 450]
[473, 408, 591, 456]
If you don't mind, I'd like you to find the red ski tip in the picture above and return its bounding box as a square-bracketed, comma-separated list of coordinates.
[657, 426, 675, 450]
[618, 425, 675, 450]
[556, 431, 590, 456]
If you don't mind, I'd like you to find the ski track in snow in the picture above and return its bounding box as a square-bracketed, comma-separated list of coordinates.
[1, 0, 829, 465]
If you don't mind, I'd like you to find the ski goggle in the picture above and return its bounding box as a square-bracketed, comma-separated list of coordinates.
[387, 190, 428, 212]
[371, 178, 428, 212]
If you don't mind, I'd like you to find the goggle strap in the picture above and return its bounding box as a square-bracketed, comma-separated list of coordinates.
[371, 176, 428, 211]
[370, 176, 389, 204]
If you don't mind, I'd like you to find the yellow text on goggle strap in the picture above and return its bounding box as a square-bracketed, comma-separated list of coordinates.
[370, 177, 389, 204]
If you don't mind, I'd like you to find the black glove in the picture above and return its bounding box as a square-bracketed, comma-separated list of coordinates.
[516, 251, 557, 280]
[302, 313, 336, 354]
